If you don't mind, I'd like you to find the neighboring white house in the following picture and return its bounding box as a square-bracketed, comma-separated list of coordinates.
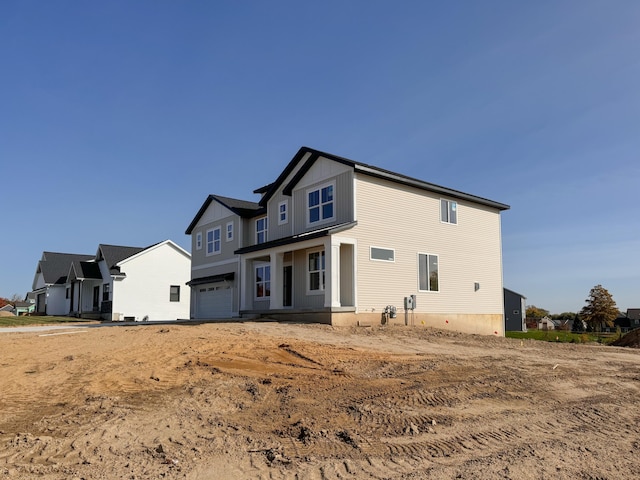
[31, 240, 191, 321]
[186, 146, 510, 336]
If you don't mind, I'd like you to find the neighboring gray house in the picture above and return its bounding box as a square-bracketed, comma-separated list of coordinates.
[504, 288, 526, 332]
[186, 146, 510, 335]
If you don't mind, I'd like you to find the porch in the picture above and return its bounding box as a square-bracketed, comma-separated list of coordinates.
[238, 233, 356, 316]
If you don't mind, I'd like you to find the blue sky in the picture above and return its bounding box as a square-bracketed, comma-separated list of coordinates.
[1, 1, 639, 313]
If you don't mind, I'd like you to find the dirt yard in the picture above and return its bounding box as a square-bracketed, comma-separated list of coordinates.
[1, 321, 639, 480]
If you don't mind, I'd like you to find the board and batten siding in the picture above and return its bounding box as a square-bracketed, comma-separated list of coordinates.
[350, 173, 504, 317]
[191, 210, 239, 268]
[291, 170, 354, 236]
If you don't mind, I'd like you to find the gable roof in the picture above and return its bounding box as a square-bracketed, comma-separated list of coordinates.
[69, 260, 102, 281]
[37, 252, 94, 285]
[258, 146, 510, 211]
[97, 244, 147, 275]
[185, 194, 263, 234]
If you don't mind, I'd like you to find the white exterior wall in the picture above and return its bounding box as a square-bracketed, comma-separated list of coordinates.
[111, 242, 191, 321]
[46, 285, 68, 315]
[351, 173, 505, 320]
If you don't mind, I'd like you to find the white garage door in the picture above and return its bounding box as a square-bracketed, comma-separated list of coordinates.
[196, 283, 233, 319]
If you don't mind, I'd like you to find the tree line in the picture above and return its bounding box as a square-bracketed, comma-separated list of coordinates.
[525, 284, 620, 333]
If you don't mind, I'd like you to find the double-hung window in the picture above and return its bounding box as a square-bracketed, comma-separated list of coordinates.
[170, 285, 180, 302]
[256, 217, 268, 244]
[226, 222, 234, 242]
[196, 232, 202, 250]
[255, 264, 271, 299]
[278, 200, 288, 225]
[307, 249, 325, 293]
[308, 183, 334, 225]
[441, 199, 457, 224]
[207, 227, 221, 255]
[418, 253, 439, 292]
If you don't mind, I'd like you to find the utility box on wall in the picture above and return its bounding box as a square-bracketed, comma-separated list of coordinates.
[404, 295, 416, 310]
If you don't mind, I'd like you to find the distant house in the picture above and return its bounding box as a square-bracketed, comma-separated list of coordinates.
[0, 304, 15, 314]
[627, 309, 640, 329]
[538, 316, 555, 330]
[30, 240, 191, 321]
[504, 288, 526, 332]
[186, 146, 510, 335]
[14, 300, 35, 316]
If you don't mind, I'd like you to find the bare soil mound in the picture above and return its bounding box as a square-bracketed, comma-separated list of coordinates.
[611, 328, 640, 348]
[1, 322, 639, 479]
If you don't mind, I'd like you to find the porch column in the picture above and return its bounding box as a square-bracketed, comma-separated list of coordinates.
[324, 238, 341, 308]
[240, 256, 249, 311]
[269, 252, 284, 310]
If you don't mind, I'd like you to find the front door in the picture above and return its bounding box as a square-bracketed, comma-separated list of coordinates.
[283, 265, 293, 307]
[93, 286, 100, 311]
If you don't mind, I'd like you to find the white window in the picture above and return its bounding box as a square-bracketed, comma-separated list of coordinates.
[196, 232, 202, 250]
[278, 200, 288, 225]
[370, 246, 395, 262]
[307, 183, 334, 225]
[418, 253, 439, 292]
[441, 199, 457, 224]
[226, 221, 234, 242]
[256, 217, 268, 244]
[255, 264, 271, 299]
[307, 249, 325, 293]
[206, 227, 221, 255]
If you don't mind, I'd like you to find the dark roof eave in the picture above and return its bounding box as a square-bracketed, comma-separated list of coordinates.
[186, 272, 235, 286]
[234, 221, 357, 255]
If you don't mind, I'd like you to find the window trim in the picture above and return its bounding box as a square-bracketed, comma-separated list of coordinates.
[278, 200, 288, 225]
[440, 198, 458, 225]
[206, 227, 222, 256]
[170, 285, 180, 302]
[254, 263, 271, 300]
[306, 181, 335, 227]
[370, 246, 395, 262]
[418, 252, 440, 293]
[226, 221, 234, 242]
[306, 248, 326, 295]
[195, 232, 202, 250]
[256, 216, 268, 244]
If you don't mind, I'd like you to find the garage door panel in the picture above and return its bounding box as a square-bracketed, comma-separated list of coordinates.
[197, 282, 233, 319]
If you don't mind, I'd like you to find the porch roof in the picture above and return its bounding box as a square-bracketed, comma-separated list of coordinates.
[234, 221, 356, 255]
[186, 272, 235, 286]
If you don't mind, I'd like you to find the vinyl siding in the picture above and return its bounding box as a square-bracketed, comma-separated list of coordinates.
[350, 173, 504, 316]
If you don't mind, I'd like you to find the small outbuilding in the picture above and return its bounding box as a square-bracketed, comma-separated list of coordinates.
[504, 288, 526, 332]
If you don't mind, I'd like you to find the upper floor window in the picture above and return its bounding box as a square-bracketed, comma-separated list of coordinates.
[255, 264, 271, 299]
[196, 232, 202, 250]
[256, 217, 268, 244]
[207, 227, 221, 255]
[441, 199, 457, 224]
[170, 285, 180, 302]
[308, 183, 334, 225]
[307, 249, 325, 293]
[278, 200, 288, 225]
[226, 221, 234, 242]
[418, 253, 439, 292]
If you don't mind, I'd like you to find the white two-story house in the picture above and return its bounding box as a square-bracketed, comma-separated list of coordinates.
[185, 147, 510, 335]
